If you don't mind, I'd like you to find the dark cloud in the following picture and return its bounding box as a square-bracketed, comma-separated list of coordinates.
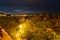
[0, 0, 60, 13]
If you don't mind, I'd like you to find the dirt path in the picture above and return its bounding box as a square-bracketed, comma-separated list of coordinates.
[0, 29, 13, 40]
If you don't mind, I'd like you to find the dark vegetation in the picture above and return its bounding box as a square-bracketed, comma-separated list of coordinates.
[0, 13, 60, 40]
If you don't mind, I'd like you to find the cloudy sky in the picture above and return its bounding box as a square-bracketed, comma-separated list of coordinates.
[0, 0, 60, 13]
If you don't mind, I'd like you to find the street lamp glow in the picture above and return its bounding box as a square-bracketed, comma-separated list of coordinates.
[19, 24, 23, 29]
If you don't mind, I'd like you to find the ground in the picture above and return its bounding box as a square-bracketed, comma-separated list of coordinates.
[0, 28, 13, 40]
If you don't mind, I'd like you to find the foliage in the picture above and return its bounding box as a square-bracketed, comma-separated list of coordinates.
[20, 17, 58, 40]
[0, 14, 60, 40]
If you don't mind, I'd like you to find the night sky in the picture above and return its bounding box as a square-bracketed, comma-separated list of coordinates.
[0, 0, 60, 14]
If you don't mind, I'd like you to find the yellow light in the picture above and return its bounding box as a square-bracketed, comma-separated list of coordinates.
[19, 24, 23, 29]
[16, 34, 19, 37]
[18, 23, 26, 36]
[16, 37, 20, 40]
[20, 30, 24, 34]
